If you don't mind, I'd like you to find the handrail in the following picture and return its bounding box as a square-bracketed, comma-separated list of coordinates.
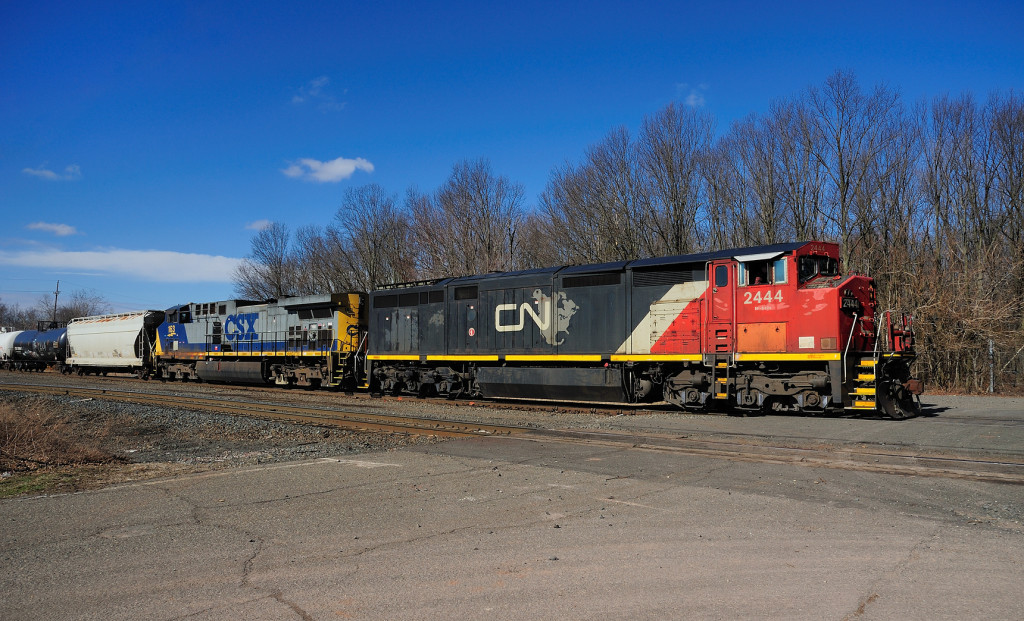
[842, 312, 858, 384]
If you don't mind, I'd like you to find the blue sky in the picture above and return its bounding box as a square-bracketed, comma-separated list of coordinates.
[2, 0, 1022, 312]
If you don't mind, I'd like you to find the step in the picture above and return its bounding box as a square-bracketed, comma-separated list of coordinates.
[857, 373, 876, 382]
[858, 359, 878, 367]
[714, 392, 728, 399]
[716, 362, 728, 368]
[850, 401, 877, 410]
[854, 387, 876, 395]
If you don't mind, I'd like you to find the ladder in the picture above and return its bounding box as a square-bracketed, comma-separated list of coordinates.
[848, 353, 878, 411]
[710, 355, 731, 401]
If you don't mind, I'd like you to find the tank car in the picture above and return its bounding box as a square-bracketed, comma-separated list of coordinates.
[367, 241, 923, 419]
[0, 329, 22, 370]
[64, 311, 165, 377]
[8, 325, 68, 371]
[153, 293, 367, 388]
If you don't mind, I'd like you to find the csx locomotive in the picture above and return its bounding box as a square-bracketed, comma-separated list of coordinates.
[1, 241, 923, 418]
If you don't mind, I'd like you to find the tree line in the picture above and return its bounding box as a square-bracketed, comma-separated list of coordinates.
[0, 290, 111, 331]
[231, 70, 1020, 394]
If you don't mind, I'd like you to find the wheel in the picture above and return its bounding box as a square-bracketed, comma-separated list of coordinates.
[877, 380, 920, 420]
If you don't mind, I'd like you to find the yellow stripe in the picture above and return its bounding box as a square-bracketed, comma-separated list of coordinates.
[734, 353, 842, 362]
[505, 354, 603, 362]
[426, 355, 500, 362]
[609, 354, 703, 362]
[209, 351, 327, 357]
[368, 354, 421, 361]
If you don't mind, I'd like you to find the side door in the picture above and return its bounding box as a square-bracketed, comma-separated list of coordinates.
[706, 261, 735, 353]
[448, 285, 479, 353]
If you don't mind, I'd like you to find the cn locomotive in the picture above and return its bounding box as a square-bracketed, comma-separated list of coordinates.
[368, 241, 922, 419]
[1, 241, 923, 418]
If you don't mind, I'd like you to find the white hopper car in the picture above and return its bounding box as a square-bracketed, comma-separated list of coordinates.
[65, 311, 164, 377]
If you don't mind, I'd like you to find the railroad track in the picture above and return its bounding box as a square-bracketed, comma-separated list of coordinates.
[3, 381, 1023, 485]
[521, 428, 1024, 485]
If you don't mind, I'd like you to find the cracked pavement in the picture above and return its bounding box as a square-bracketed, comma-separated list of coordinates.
[2, 437, 1022, 620]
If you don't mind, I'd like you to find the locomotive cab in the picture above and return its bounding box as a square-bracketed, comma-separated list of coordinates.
[724, 242, 920, 418]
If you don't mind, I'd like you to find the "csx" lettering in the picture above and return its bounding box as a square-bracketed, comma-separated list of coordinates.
[225, 313, 259, 341]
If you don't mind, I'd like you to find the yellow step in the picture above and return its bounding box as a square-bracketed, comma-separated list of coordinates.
[715, 393, 728, 399]
[858, 359, 878, 367]
[716, 362, 728, 368]
[717, 377, 728, 383]
[854, 387, 876, 395]
[850, 401, 876, 410]
[857, 373, 876, 382]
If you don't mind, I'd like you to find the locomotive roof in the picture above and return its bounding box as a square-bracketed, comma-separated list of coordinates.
[374, 241, 823, 291]
[629, 241, 809, 269]
[443, 241, 812, 284]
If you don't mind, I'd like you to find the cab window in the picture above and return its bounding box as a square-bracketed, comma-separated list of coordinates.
[739, 258, 786, 286]
[714, 265, 728, 287]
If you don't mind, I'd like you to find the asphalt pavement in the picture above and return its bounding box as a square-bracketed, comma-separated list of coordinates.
[2, 395, 1023, 620]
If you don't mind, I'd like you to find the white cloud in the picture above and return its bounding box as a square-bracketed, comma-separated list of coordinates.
[27, 222, 78, 236]
[22, 164, 83, 181]
[245, 219, 273, 231]
[282, 157, 374, 183]
[675, 82, 709, 108]
[0, 248, 242, 283]
[292, 75, 345, 110]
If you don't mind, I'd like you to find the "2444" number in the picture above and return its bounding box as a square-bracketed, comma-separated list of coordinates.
[743, 290, 783, 305]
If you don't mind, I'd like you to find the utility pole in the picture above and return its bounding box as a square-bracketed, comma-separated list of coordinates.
[52, 280, 60, 326]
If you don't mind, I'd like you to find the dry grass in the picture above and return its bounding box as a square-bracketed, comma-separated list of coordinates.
[0, 399, 121, 473]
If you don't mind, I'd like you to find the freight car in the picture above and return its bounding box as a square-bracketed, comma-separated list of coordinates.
[64, 311, 165, 377]
[366, 241, 923, 419]
[1, 324, 67, 371]
[0, 328, 20, 369]
[152, 293, 367, 388]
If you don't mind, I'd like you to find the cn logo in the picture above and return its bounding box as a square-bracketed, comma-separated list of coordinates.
[495, 289, 579, 346]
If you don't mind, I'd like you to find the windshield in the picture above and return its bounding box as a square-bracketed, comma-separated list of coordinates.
[798, 255, 839, 283]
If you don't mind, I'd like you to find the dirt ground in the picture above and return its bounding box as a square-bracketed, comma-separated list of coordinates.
[0, 391, 436, 498]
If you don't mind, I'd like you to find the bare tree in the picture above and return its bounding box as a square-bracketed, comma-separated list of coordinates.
[413, 159, 526, 277]
[806, 70, 902, 267]
[288, 225, 352, 295]
[233, 222, 296, 299]
[636, 103, 714, 254]
[333, 184, 417, 289]
[32, 289, 112, 324]
[0, 298, 34, 330]
[769, 98, 827, 241]
[730, 114, 785, 245]
[538, 128, 650, 264]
